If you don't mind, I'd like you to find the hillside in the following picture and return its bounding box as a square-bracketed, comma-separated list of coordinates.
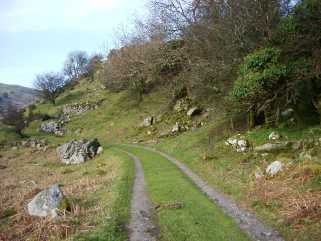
[1, 1, 321, 241]
[0, 83, 39, 114]
[0, 78, 320, 241]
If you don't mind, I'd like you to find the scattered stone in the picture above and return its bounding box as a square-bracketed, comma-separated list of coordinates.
[171, 122, 180, 134]
[0, 165, 7, 169]
[225, 135, 250, 152]
[62, 102, 101, 116]
[27, 184, 65, 218]
[97, 146, 104, 155]
[140, 116, 154, 127]
[56, 139, 101, 165]
[254, 142, 290, 152]
[187, 107, 202, 117]
[268, 131, 281, 141]
[21, 138, 48, 151]
[266, 161, 283, 177]
[40, 121, 64, 136]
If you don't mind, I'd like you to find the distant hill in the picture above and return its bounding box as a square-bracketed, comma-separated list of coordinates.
[0, 83, 39, 114]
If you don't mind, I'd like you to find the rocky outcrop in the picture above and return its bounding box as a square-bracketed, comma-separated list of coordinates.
[62, 102, 100, 116]
[254, 142, 290, 152]
[56, 139, 101, 165]
[27, 184, 65, 218]
[40, 121, 64, 136]
[225, 135, 250, 152]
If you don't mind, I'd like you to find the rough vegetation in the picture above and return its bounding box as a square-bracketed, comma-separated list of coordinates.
[1, 0, 321, 240]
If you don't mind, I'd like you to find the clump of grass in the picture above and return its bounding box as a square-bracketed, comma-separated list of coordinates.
[0, 208, 16, 219]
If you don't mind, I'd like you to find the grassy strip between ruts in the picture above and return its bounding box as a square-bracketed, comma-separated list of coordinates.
[120, 145, 251, 241]
[74, 148, 135, 241]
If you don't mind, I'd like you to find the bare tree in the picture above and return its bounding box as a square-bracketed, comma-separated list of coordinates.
[34, 72, 65, 104]
[63, 51, 89, 81]
[86, 54, 103, 81]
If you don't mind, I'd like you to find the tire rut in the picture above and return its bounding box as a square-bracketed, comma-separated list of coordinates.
[121, 150, 158, 241]
[124, 144, 285, 241]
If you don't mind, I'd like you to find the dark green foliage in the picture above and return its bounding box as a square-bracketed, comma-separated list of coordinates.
[231, 48, 287, 105]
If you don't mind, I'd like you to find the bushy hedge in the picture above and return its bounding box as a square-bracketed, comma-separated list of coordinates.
[231, 48, 287, 103]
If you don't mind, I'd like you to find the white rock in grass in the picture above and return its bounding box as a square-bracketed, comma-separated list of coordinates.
[27, 184, 64, 218]
[97, 146, 104, 155]
[268, 132, 281, 141]
[266, 161, 283, 177]
[225, 136, 249, 152]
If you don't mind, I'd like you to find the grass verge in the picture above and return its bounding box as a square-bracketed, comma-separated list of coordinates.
[74, 148, 134, 241]
[121, 145, 251, 241]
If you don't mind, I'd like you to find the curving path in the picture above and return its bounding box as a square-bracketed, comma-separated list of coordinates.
[119, 150, 158, 241]
[120, 144, 285, 241]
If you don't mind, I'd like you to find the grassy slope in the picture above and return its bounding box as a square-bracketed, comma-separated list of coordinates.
[1, 77, 320, 240]
[121, 145, 250, 241]
[0, 123, 20, 146]
[155, 124, 321, 241]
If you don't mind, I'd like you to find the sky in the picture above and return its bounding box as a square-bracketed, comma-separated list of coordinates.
[0, 0, 147, 88]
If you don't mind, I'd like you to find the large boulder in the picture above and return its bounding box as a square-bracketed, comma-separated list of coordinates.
[27, 184, 65, 218]
[57, 139, 101, 165]
[266, 161, 283, 177]
[225, 135, 250, 152]
[254, 142, 290, 152]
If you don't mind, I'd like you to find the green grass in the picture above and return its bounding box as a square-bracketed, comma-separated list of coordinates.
[120, 145, 250, 241]
[0, 124, 21, 146]
[73, 149, 134, 241]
